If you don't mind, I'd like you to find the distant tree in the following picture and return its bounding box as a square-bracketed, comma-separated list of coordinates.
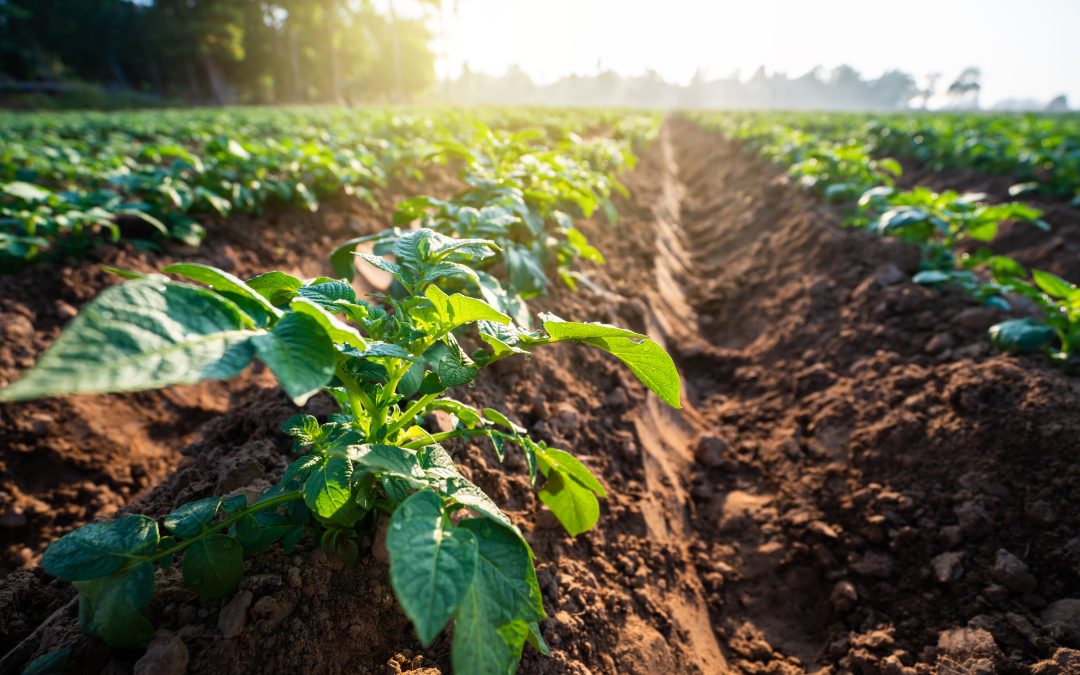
[946, 67, 982, 109]
[1046, 94, 1069, 113]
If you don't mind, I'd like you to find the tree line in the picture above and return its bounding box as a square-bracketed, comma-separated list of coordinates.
[447, 65, 1009, 111]
[0, 0, 439, 104]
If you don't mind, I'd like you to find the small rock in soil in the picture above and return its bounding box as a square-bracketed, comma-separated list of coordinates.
[925, 333, 955, 354]
[936, 626, 1002, 660]
[54, 300, 77, 320]
[931, 551, 964, 584]
[695, 435, 731, 469]
[1024, 500, 1056, 526]
[831, 580, 858, 613]
[1063, 538, 1080, 576]
[286, 566, 302, 588]
[950, 306, 1001, 332]
[852, 551, 894, 578]
[218, 590, 253, 638]
[955, 501, 994, 538]
[983, 584, 1010, 605]
[3, 314, 34, 341]
[1041, 599, 1080, 642]
[371, 516, 390, 564]
[991, 549, 1037, 593]
[872, 264, 906, 288]
[134, 632, 189, 675]
[604, 386, 629, 408]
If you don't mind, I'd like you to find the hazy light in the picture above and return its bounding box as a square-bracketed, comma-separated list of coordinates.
[438, 0, 1080, 106]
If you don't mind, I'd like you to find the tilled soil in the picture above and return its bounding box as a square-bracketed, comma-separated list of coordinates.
[3, 120, 1080, 674]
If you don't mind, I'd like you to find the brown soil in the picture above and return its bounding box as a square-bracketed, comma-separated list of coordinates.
[4, 120, 1080, 675]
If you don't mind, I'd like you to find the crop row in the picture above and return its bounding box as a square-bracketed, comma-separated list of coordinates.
[724, 110, 1080, 202]
[4, 111, 674, 675]
[0, 107, 659, 274]
[689, 111, 1079, 367]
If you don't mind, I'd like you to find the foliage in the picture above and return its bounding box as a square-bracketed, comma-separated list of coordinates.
[0, 0, 439, 104]
[3, 197, 678, 673]
[0, 107, 659, 274]
[690, 110, 1080, 369]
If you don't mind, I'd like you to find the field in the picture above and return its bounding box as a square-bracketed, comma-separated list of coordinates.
[1, 106, 1079, 675]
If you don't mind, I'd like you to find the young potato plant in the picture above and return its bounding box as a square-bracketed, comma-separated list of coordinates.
[989, 269, 1080, 368]
[0, 228, 681, 674]
[330, 123, 625, 321]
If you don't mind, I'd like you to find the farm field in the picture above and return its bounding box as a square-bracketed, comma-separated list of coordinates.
[2, 106, 1080, 675]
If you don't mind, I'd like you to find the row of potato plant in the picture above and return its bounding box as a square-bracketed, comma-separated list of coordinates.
[5, 114, 674, 675]
[0, 107, 659, 274]
[689, 111, 1079, 368]
[733, 110, 1080, 201]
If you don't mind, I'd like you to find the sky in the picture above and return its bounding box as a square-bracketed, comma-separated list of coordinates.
[429, 0, 1080, 106]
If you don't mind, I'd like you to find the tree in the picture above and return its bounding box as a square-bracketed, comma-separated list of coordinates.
[946, 67, 981, 110]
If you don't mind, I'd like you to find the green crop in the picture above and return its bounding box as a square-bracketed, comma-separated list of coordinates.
[0, 227, 680, 673]
[331, 122, 639, 319]
[689, 109, 1080, 370]
[989, 269, 1080, 366]
[0, 107, 661, 274]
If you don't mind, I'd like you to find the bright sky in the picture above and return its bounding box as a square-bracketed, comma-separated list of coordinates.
[433, 0, 1080, 106]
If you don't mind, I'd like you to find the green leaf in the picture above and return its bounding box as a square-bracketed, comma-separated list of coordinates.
[483, 408, 525, 434]
[252, 312, 336, 405]
[425, 285, 511, 331]
[1033, 269, 1075, 299]
[304, 456, 353, 520]
[3, 181, 53, 202]
[536, 446, 606, 498]
[182, 535, 244, 599]
[527, 622, 551, 656]
[537, 470, 600, 536]
[297, 280, 357, 309]
[163, 263, 281, 319]
[0, 280, 258, 402]
[246, 271, 303, 304]
[329, 233, 391, 280]
[989, 318, 1056, 353]
[387, 490, 478, 646]
[451, 519, 545, 675]
[163, 497, 222, 538]
[73, 562, 155, 648]
[21, 647, 71, 675]
[235, 511, 291, 555]
[43, 515, 158, 581]
[289, 298, 367, 349]
[347, 444, 426, 483]
[436, 349, 478, 388]
[537, 317, 682, 409]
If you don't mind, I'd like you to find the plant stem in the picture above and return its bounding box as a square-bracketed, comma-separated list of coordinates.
[403, 426, 492, 450]
[149, 491, 303, 563]
[384, 392, 438, 441]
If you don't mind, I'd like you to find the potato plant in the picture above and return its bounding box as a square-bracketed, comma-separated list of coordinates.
[331, 122, 634, 322]
[0, 228, 680, 674]
[691, 110, 1080, 369]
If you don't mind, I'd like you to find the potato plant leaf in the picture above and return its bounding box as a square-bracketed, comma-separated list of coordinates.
[387, 490, 478, 646]
[252, 312, 336, 405]
[73, 562, 155, 648]
[42, 515, 159, 581]
[182, 535, 244, 599]
[451, 518, 545, 675]
[0, 280, 258, 402]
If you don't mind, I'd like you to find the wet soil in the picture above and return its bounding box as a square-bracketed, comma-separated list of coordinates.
[4, 120, 1080, 674]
